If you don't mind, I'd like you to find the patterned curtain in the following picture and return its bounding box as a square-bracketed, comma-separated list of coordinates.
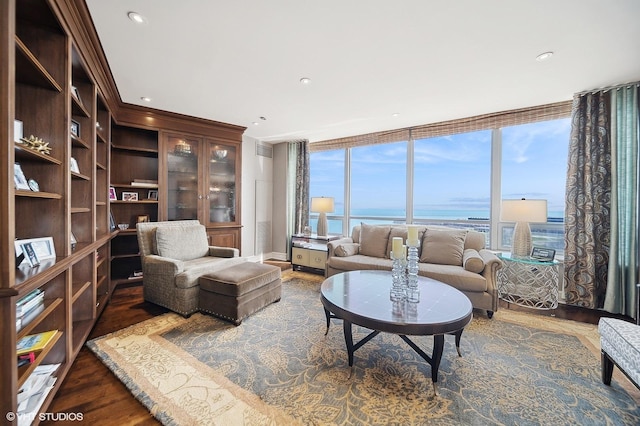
[285, 140, 309, 259]
[564, 92, 611, 308]
[605, 85, 639, 318]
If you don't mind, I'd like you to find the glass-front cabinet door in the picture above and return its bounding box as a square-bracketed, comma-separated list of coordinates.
[166, 135, 201, 221]
[205, 140, 237, 226]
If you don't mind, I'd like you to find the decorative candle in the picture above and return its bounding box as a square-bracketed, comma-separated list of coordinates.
[402, 245, 407, 260]
[392, 237, 403, 259]
[407, 225, 419, 246]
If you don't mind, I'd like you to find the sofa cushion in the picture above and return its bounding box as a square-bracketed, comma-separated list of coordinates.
[359, 223, 392, 258]
[155, 224, 209, 261]
[420, 229, 467, 265]
[463, 249, 485, 273]
[335, 243, 360, 257]
[464, 231, 486, 251]
[327, 254, 393, 272]
[418, 263, 487, 293]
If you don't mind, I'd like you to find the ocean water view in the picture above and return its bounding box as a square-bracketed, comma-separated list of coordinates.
[318, 208, 566, 251]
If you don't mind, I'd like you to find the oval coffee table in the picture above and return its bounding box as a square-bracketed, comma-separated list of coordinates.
[320, 270, 473, 393]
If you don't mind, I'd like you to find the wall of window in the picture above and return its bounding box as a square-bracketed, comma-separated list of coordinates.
[309, 117, 570, 254]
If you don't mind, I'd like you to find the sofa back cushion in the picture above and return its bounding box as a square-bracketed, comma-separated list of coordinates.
[464, 230, 486, 251]
[359, 223, 392, 258]
[420, 228, 467, 266]
[155, 224, 209, 261]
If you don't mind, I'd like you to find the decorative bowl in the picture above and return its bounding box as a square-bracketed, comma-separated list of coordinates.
[117, 223, 129, 230]
[214, 149, 227, 160]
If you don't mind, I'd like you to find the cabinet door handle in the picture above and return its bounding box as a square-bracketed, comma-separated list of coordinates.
[198, 194, 203, 199]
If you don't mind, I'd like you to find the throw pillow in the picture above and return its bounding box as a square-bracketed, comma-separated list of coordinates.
[463, 248, 485, 273]
[335, 243, 360, 257]
[155, 224, 209, 261]
[420, 229, 467, 265]
[359, 223, 392, 258]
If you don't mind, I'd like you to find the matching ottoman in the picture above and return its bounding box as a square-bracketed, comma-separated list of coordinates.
[199, 262, 282, 325]
[598, 317, 640, 389]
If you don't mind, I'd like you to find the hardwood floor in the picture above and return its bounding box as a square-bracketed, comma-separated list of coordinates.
[43, 266, 631, 424]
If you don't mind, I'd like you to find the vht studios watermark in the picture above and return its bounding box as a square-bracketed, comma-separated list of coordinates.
[5, 411, 84, 422]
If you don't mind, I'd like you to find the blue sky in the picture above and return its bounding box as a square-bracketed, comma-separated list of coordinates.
[310, 118, 571, 217]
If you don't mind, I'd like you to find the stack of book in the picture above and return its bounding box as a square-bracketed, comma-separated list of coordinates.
[130, 178, 158, 188]
[16, 289, 45, 331]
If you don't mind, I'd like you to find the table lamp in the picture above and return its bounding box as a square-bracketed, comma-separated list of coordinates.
[311, 196, 334, 237]
[500, 198, 547, 258]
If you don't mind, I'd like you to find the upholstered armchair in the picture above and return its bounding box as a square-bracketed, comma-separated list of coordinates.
[136, 220, 244, 316]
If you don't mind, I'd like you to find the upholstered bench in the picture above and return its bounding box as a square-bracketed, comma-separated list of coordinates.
[198, 262, 282, 325]
[598, 317, 640, 389]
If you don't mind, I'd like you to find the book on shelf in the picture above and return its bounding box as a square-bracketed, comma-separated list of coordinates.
[18, 303, 45, 331]
[130, 181, 158, 188]
[16, 289, 44, 316]
[17, 330, 57, 355]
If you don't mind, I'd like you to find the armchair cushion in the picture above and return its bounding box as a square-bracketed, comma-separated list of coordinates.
[155, 224, 209, 261]
[335, 243, 360, 257]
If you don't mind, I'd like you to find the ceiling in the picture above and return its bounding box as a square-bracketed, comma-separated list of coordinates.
[86, 0, 640, 143]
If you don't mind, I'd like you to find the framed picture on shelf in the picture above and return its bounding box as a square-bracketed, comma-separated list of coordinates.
[14, 163, 30, 190]
[14, 237, 56, 266]
[70, 120, 80, 138]
[70, 232, 77, 250]
[531, 247, 556, 262]
[122, 192, 138, 201]
[71, 85, 82, 105]
[20, 242, 40, 267]
[147, 190, 158, 200]
[70, 157, 80, 173]
[137, 215, 150, 223]
[14, 119, 23, 143]
[109, 187, 117, 201]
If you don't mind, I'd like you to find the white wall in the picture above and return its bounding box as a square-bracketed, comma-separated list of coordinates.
[240, 135, 274, 260]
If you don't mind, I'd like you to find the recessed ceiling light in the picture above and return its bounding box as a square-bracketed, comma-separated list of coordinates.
[260, 116, 267, 121]
[392, 113, 400, 117]
[299, 77, 311, 85]
[140, 96, 151, 102]
[128, 11, 147, 24]
[252, 122, 259, 126]
[536, 51, 554, 61]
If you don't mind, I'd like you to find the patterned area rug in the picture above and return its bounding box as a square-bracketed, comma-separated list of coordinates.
[87, 272, 640, 425]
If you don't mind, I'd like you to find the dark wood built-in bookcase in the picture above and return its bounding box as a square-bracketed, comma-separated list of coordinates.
[0, 1, 246, 421]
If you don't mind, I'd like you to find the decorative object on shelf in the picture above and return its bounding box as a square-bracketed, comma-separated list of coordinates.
[109, 186, 117, 200]
[531, 246, 556, 262]
[109, 210, 117, 231]
[137, 215, 150, 223]
[311, 196, 334, 237]
[131, 179, 158, 188]
[14, 163, 30, 190]
[213, 149, 227, 160]
[303, 225, 312, 237]
[122, 191, 138, 201]
[500, 198, 547, 258]
[71, 85, 83, 106]
[147, 190, 158, 200]
[70, 157, 80, 173]
[14, 237, 56, 266]
[14, 119, 23, 143]
[117, 223, 129, 230]
[173, 139, 192, 155]
[70, 119, 80, 137]
[19, 135, 51, 155]
[27, 178, 39, 192]
[70, 232, 77, 250]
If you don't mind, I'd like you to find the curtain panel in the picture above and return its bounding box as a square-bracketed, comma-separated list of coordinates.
[310, 101, 571, 152]
[564, 92, 611, 309]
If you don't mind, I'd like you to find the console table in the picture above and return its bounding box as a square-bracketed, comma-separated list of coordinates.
[497, 253, 560, 310]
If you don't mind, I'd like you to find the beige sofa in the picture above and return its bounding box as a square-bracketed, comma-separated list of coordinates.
[326, 224, 503, 317]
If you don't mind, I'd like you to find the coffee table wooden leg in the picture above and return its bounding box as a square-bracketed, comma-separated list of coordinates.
[324, 308, 331, 335]
[431, 334, 445, 383]
[454, 329, 464, 357]
[343, 320, 355, 367]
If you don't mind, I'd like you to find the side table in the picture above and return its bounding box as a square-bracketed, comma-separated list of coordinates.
[497, 253, 560, 310]
[291, 234, 339, 275]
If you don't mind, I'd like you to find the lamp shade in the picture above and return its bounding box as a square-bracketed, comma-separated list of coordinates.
[311, 197, 334, 213]
[500, 199, 547, 223]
